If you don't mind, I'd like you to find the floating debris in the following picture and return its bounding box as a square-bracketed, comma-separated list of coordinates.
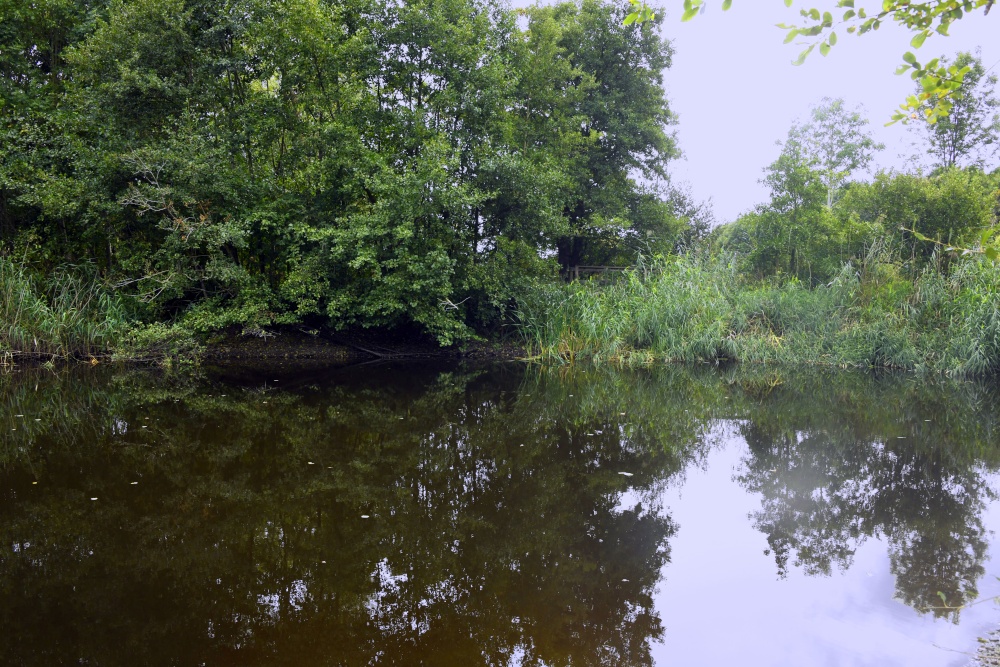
[361, 515, 370, 519]
[618, 472, 634, 477]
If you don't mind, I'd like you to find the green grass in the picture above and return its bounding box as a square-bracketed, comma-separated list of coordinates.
[0, 257, 129, 359]
[516, 248, 1000, 376]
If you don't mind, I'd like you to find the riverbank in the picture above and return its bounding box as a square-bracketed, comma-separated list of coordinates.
[516, 250, 1000, 377]
[1, 324, 527, 370]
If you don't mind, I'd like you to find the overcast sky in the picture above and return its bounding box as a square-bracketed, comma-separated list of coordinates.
[660, 2, 999, 223]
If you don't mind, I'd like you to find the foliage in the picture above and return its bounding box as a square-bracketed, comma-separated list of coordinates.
[669, 1, 996, 123]
[838, 167, 998, 260]
[912, 50, 1000, 169]
[518, 249, 1000, 376]
[0, 256, 128, 358]
[720, 134, 873, 283]
[787, 97, 883, 207]
[0, 0, 687, 346]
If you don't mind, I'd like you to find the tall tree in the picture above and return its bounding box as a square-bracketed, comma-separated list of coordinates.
[787, 97, 883, 208]
[913, 51, 1000, 170]
[525, 0, 679, 271]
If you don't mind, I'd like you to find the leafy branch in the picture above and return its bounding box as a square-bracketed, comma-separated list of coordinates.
[904, 225, 1000, 262]
[661, 1, 996, 124]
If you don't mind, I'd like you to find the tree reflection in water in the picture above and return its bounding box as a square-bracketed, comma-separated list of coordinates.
[0, 363, 696, 666]
[1, 364, 999, 665]
[733, 372, 1000, 621]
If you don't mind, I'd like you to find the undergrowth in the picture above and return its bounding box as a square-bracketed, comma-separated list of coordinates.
[0, 257, 128, 359]
[517, 246, 1000, 376]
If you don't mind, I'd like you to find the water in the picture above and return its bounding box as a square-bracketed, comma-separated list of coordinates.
[2, 361, 999, 666]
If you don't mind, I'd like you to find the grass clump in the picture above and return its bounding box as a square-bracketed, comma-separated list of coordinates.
[0, 257, 129, 360]
[517, 248, 1000, 376]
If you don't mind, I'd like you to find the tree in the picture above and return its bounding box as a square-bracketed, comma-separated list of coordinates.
[913, 51, 1000, 170]
[788, 97, 883, 208]
[524, 0, 680, 272]
[660, 1, 1000, 261]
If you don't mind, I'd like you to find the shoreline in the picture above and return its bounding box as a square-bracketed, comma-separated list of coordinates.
[1, 328, 528, 370]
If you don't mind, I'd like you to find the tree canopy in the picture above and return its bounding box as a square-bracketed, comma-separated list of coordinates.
[0, 0, 687, 343]
[913, 50, 1000, 169]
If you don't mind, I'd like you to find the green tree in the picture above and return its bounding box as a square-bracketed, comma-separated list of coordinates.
[836, 168, 997, 261]
[524, 0, 679, 271]
[723, 142, 836, 281]
[788, 98, 883, 208]
[913, 51, 1000, 170]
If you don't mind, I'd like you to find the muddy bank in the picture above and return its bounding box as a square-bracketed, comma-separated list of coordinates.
[201, 329, 524, 363]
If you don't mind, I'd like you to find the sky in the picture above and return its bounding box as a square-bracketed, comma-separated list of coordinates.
[659, 2, 1000, 223]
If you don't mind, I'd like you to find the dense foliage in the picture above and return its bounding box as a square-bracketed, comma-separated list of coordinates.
[0, 0, 685, 348]
[521, 73, 1000, 376]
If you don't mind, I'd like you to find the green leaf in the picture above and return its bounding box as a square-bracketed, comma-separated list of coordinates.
[784, 0, 793, 7]
[902, 51, 917, 65]
[820, 41, 831, 56]
[910, 32, 927, 48]
[828, 31, 837, 46]
[793, 44, 815, 66]
[722, 0, 732, 10]
[624, 12, 637, 25]
[681, 7, 698, 21]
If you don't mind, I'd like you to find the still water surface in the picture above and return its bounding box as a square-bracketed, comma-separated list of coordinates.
[2, 361, 1000, 666]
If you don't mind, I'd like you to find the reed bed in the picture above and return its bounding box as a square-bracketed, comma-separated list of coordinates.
[517, 249, 1000, 376]
[0, 257, 128, 359]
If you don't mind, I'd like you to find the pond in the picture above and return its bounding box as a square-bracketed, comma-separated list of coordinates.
[2, 361, 1000, 666]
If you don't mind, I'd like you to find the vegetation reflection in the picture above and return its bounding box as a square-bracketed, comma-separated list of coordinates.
[2, 363, 999, 665]
[1, 364, 689, 666]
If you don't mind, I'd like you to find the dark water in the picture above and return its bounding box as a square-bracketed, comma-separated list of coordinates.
[2, 362, 1000, 666]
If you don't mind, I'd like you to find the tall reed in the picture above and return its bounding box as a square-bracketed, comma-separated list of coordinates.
[0, 257, 128, 358]
[516, 249, 1000, 376]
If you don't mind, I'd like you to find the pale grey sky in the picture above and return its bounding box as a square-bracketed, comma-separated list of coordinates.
[662, 2, 999, 222]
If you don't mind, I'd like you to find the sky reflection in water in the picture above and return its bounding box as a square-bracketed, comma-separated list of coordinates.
[1, 362, 999, 666]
